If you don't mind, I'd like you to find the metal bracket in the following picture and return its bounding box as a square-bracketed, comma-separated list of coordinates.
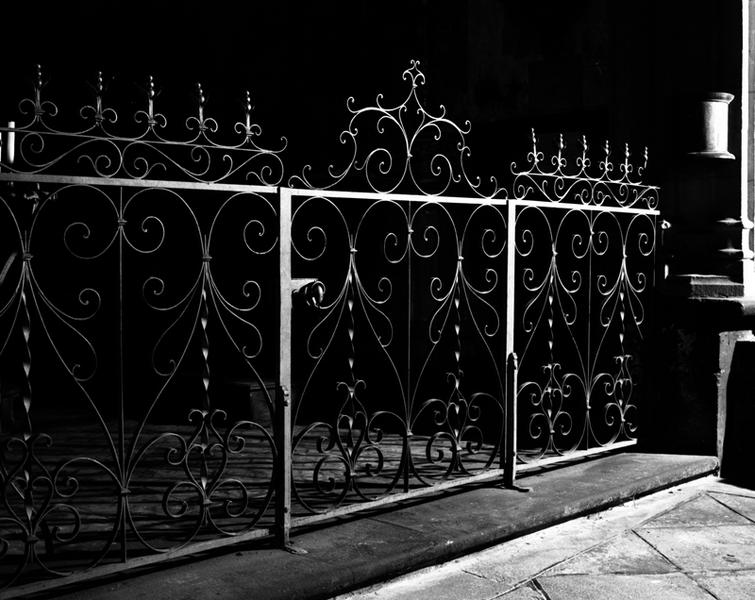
[291, 278, 325, 308]
[505, 483, 532, 493]
[283, 542, 309, 556]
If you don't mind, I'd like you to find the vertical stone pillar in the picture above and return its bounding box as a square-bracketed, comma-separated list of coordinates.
[648, 1, 755, 469]
[663, 1, 753, 298]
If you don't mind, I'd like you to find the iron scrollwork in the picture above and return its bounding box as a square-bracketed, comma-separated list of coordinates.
[0, 66, 286, 185]
[0, 68, 282, 590]
[513, 135, 657, 461]
[289, 61, 507, 513]
[290, 60, 504, 198]
[0, 59, 661, 592]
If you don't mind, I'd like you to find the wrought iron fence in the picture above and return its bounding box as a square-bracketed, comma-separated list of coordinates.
[0, 61, 659, 595]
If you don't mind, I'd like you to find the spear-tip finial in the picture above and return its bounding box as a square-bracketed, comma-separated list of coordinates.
[197, 82, 205, 107]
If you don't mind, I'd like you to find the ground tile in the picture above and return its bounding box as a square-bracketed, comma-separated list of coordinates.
[694, 569, 755, 600]
[337, 569, 504, 600]
[548, 531, 676, 575]
[537, 573, 713, 600]
[637, 525, 755, 571]
[710, 492, 755, 522]
[459, 520, 612, 586]
[707, 481, 755, 499]
[498, 583, 546, 599]
[641, 493, 751, 528]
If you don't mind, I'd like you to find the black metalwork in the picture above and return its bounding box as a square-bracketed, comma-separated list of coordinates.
[1, 66, 285, 185]
[287, 61, 509, 514]
[512, 130, 658, 209]
[288, 194, 507, 513]
[511, 132, 657, 462]
[290, 60, 503, 198]
[0, 71, 281, 592]
[0, 61, 660, 593]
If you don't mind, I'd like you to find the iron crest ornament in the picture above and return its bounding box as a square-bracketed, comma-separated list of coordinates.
[290, 60, 503, 197]
[0, 65, 286, 185]
[511, 130, 659, 209]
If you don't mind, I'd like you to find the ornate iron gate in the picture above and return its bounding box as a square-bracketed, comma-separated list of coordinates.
[0, 62, 658, 595]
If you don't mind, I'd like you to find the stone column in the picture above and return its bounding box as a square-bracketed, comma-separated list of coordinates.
[645, 1, 755, 475]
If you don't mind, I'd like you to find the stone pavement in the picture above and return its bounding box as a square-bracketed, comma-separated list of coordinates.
[47, 453, 716, 600]
[336, 476, 755, 600]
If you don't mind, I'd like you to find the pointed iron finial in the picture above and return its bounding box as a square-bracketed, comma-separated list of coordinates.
[244, 90, 253, 133]
[557, 133, 564, 166]
[146, 75, 156, 125]
[33, 64, 44, 117]
[94, 70, 105, 124]
[245, 90, 252, 115]
[531, 128, 539, 165]
[197, 82, 205, 126]
[580, 134, 589, 167]
[643, 146, 649, 175]
[197, 82, 205, 108]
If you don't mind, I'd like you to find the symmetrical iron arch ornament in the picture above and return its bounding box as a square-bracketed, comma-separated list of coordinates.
[289, 60, 503, 198]
[0, 65, 286, 185]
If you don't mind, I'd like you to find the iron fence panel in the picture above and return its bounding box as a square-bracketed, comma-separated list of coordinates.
[0, 61, 660, 595]
[513, 203, 656, 465]
[0, 179, 281, 590]
[287, 191, 507, 516]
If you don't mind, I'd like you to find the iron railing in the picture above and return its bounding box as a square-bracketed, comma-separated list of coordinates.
[0, 61, 659, 595]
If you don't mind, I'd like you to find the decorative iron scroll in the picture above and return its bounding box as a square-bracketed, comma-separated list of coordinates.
[513, 205, 655, 460]
[0, 59, 661, 592]
[290, 196, 506, 513]
[511, 130, 659, 209]
[289, 60, 503, 198]
[0, 66, 286, 185]
[0, 180, 280, 589]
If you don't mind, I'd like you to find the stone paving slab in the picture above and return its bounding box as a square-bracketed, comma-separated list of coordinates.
[710, 491, 755, 522]
[547, 531, 676, 575]
[499, 583, 547, 599]
[47, 453, 716, 600]
[693, 570, 755, 600]
[636, 525, 755, 572]
[537, 573, 713, 600]
[639, 493, 752, 528]
[337, 569, 503, 600]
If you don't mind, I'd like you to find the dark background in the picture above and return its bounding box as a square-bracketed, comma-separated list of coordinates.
[2, 0, 743, 201]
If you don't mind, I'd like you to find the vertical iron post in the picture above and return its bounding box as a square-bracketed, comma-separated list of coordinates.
[276, 187, 293, 547]
[117, 188, 128, 561]
[503, 200, 518, 487]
